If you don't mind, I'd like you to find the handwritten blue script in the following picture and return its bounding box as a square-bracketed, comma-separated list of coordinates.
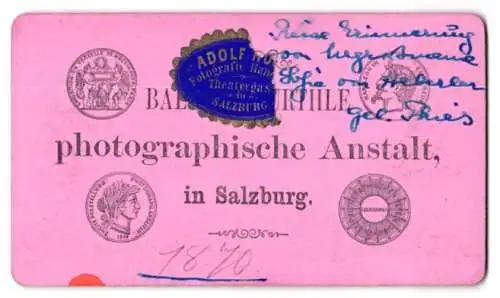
[337, 74, 485, 91]
[279, 66, 326, 102]
[321, 42, 478, 74]
[269, 18, 330, 41]
[347, 100, 474, 132]
[279, 49, 312, 61]
[378, 74, 485, 91]
[338, 20, 475, 57]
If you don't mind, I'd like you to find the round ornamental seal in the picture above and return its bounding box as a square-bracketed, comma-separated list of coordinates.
[359, 59, 430, 118]
[85, 172, 157, 243]
[339, 174, 411, 245]
[66, 48, 137, 119]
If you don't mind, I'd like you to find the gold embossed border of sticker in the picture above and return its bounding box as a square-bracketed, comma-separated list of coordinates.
[169, 28, 281, 129]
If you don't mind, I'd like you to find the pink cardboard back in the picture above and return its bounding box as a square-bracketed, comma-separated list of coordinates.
[11, 13, 486, 286]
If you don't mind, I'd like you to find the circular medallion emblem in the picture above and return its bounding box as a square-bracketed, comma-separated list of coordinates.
[359, 59, 430, 119]
[66, 48, 137, 119]
[339, 174, 411, 245]
[85, 172, 157, 243]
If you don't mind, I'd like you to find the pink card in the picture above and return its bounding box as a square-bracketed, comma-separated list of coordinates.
[11, 13, 487, 286]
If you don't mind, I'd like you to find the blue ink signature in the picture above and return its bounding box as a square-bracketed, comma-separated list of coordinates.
[269, 18, 330, 41]
[347, 100, 474, 132]
[321, 42, 478, 74]
[279, 66, 326, 101]
[337, 74, 485, 91]
[338, 20, 475, 57]
[137, 273, 267, 282]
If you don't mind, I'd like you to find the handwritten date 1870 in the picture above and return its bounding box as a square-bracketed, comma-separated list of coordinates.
[157, 242, 254, 279]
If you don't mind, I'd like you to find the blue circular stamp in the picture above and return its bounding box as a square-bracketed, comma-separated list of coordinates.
[170, 29, 280, 128]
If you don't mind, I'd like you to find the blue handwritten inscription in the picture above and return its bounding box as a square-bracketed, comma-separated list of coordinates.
[269, 18, 330, 41]
[266, 17, 483, 132]
[347, 100, 474, 132]
[321, 42, 478, 74]
[280, 49, 312, 61]
[338, 20, 475, 57]
[279, 66, 326, 101]
[379, 74, 485, 91]
[337, 77, 369, 88]
[337, 74, 485, 91]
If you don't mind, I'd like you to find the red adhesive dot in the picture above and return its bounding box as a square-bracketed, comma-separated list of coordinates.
[69, 273, 105, 286]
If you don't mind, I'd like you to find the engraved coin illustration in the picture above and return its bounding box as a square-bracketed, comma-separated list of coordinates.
[86, 172, 157, 243]
[66, 48, 138, 119]
[339, 174, 411, 245]
[359, 59, 430, 120]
